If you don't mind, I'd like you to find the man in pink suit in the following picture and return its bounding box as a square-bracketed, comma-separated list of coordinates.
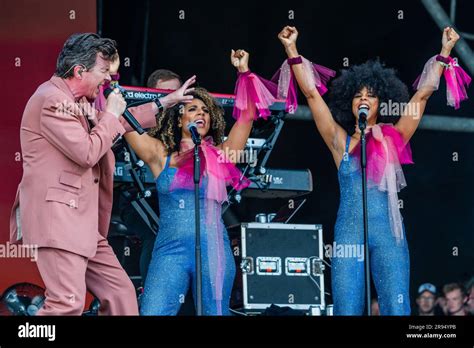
[9, 33, 195, 315]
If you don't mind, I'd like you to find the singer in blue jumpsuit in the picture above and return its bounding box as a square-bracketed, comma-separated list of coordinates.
[139, 155, 236, 315]
[331, 135, 410, 315]
[276, 25, 466, 316]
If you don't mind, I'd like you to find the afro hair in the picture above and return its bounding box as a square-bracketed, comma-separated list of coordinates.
[328, 59, 410, 135]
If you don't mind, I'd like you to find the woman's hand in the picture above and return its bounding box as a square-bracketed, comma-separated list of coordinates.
[230, 49, 249, 73]
[278, 26, 299, 58]
[159, 75, 196, 109]
[441, 26, 460, 57]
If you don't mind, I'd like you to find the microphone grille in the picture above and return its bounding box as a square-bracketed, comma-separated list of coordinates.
[187, 122, 197, 130]
[358, 105, 369, 116]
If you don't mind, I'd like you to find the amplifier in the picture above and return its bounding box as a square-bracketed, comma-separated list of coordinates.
[240, 223, 325, 313]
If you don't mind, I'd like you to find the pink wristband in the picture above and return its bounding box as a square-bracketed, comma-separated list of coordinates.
[287, 56, 303, 65]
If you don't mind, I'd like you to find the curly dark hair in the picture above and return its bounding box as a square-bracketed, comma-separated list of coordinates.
[149, 87, 226, 155]
[328, 59, 410, 135]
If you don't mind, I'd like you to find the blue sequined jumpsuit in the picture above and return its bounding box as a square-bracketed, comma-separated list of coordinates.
[332, 135, 411, 315]
[140, 155, 236, 315]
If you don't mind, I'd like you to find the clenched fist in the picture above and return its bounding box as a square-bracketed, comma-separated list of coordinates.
[278, 26, 298, 49]
[230, 49, 249, 73]
[441, 27, 460, 55]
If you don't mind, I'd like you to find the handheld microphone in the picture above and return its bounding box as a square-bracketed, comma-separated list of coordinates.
[104, 86, 145, 135]
[187, 122, 201, 145]
[358, 105, 369, 131]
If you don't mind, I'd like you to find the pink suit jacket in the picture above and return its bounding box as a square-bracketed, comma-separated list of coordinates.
[9, 75, 156, 258]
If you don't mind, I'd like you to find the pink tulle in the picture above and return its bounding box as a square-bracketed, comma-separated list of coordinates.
[233, 72, 277, 122]
[445, 57, 472, 109]
[170, 137, 250, 200]
[273, 57, 336, 113]
[352, 124, 413, 242]
[352, 124, 413, 185]
[169, 137, 250, 310]
[412, 56, 441, 92]
[413, 55, 471, 110]
[233, 59, 335, 117]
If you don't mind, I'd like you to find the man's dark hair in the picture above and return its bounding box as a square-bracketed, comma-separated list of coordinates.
[55, 33, 117, 78]
[146, 69, 182, 88]
[443, 283, 467, 297]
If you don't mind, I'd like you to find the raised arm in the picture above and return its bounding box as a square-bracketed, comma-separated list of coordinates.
[396, 27, 460, 142]
[220, 49, 255, 156]
[278, 26, 346, 155]
[123, 129, 164, 165]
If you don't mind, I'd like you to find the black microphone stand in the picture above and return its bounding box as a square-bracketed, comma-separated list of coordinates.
[358, 115, 371, 316]
[192, 135, 203, 316]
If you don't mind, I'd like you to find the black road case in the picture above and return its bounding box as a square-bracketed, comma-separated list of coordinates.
[240, 223, 325, 313]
